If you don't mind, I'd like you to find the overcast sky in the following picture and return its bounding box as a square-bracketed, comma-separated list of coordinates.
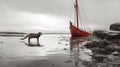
[0, 0, 120, 33]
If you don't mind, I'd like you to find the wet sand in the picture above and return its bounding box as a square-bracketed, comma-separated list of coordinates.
[0, 34, 91, 67]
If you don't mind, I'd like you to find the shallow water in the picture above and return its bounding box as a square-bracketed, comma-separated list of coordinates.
[0, 34, 92, 67]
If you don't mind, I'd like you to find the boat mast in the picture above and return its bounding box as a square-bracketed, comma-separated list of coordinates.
[75, 0, 79, 28]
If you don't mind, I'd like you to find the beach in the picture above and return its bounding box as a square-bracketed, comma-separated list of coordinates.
[0, 34, 91, 67]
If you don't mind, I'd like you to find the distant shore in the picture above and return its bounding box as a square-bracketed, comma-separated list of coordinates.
[0, 31, 70, 37]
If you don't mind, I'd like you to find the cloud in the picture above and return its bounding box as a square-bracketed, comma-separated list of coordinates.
[3, 0, 73, 16]
[84, 0, 120, 29]
[0, 0, 71, 32]
[0, 0, 120, 32]
[0, 5, 69, 32]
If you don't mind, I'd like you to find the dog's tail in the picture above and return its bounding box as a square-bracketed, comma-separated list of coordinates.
[20, 35, 28, 40]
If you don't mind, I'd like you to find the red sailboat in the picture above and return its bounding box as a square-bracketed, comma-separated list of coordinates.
[70, 0, 91, 37]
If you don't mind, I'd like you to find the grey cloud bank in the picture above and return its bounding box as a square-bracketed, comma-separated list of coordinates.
[0, 0, 120, 32]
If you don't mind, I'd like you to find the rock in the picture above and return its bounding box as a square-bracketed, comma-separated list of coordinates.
[84, 40, 110, 49]
[93, 30, 111, 39]
[105, 44, 120, 53]
[110, 22, 120, 31]
[58, 42, 61, 44]
[106, 55, 115, 61]
[64, 60, 73, 63]
[84, 29, 120, 66]
[65, 44, 68, 46]
[107, 32, 120, 40]
[84, 41, 97, 48]
[92, 54, 107, 62]
[51, 64, 55, 66]
[63, 48, 67, 50]
[96, 40, 110, 48]
[91, 48, 107, 55]
[93, 30, 120, 41]
[0, 41, 3, 43]
[104, 55, 120, 64]
[82, 61, 107, 67]
[80, 46, 85, 49]
[96, 63, 107, 67]
[111, 51, 120, 56]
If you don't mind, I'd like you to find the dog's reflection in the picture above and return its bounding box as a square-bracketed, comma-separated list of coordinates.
[21, 41, 42, 47]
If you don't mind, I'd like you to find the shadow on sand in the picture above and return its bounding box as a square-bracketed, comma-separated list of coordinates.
[21, 41, 43, 47]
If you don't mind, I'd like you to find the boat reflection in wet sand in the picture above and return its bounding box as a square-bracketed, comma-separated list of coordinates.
[70, 37, 88, 67]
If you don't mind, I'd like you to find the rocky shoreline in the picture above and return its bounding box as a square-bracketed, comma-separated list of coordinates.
[84, 39, 120, 67]
[83, 22, 120, 67]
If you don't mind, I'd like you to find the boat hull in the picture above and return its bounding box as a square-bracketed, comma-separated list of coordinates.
[70, 22, 91, 37]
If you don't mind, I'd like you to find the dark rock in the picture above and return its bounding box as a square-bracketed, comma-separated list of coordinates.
[93, 30, 120, 41]
[107, 55, 115, 60]
[65, 44, 68, 46]
[58, 42, 61, 44]
[110, 22, 120, 31]
[111, 51, 120, 56]
[63, 48, 67, 50]
[82, 61, 107, 67]
[104, 55, 120, 64]
[91, 48, 107, 55]
[84, 40, 110, 49]
[93, 30, 111, 39]
[51, 64, 55, 66]
[84, 41, 97, 48]
[88, 43, 120, 55]
[84, 29, 120, 66]
[105, 44, 120, 53]
[96, 40, 110, 48]
[92, 54, 107, 62]
[107, 32, 120, 40]
[64, 60, 73, 63]
[80, 46, 85, 49]
[0, 42, 3, 43]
